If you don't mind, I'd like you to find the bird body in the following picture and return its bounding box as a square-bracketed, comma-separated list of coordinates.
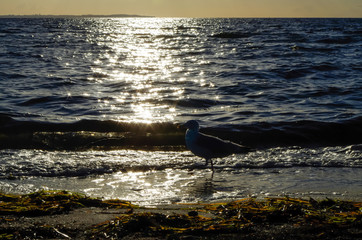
[183, 120, 251, 171]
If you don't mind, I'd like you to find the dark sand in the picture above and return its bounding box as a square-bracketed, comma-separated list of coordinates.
[0, 191, 361, 239]
[1, 204, 361, 240]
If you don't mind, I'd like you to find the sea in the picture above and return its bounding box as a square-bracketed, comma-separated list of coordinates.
[0, 17, 361, 206]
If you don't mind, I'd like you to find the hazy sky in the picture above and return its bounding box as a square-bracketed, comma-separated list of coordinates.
[1, 0, 361, 17]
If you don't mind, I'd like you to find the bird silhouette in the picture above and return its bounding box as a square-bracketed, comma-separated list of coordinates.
[182, 120, 251, 172]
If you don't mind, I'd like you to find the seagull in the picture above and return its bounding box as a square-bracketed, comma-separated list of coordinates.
[182, 120, 251, 172]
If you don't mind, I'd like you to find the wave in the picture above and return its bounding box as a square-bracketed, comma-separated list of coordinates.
[211, 32, 255, 38]
[311, 62, 341, 71]
[17, 95, 93, 107]
[0, 71, 27, 79]
[1, 145, 361, 179]
[0, 114, 361, 150]
[18, 96, 61, 106]
[316, 36, 355, 45]
[159, 98, 221, 108]
[291, 45, 336, 53]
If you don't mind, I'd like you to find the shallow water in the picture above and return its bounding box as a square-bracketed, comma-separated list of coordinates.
[3, 167, 362, 206]
[1, 146, 361, 205]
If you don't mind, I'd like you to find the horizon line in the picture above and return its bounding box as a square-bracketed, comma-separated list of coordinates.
[0, 14, 154, 18]
[0, 14, 361, 19]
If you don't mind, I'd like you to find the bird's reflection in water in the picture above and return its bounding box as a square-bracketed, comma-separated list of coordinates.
[190, 177, 216, 199]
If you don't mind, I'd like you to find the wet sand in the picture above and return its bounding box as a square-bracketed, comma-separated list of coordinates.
[1, 194, 361, 240]
[1, 207, 361, 240]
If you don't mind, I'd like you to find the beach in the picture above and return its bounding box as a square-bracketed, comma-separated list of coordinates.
[1, 191, 361, 239]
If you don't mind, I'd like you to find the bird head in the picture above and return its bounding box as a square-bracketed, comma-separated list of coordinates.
[182, 120, 200, 131]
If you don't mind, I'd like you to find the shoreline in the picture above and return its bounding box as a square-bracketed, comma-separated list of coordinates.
[0, 14, 154, 18]
[1, 191, 361, 239]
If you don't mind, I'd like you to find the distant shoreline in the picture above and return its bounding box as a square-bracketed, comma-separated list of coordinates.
[0, 14, 154, 18]
[0, 15, 361, 19]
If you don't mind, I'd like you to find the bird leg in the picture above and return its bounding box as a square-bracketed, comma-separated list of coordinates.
[210, 159, 214, 172]
[205, 159, 214, 172]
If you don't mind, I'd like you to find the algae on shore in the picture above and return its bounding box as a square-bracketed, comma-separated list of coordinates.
[0, 191, 361, 239]
[89, 197, 362, 239]
[0, 190, 137, 216]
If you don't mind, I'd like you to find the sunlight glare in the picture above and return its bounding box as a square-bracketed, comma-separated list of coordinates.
[89, 18, 188, 123]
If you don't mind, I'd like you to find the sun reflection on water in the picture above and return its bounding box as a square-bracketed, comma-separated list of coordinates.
[94, 168, 198, 205]
[90, 18, 188, 123]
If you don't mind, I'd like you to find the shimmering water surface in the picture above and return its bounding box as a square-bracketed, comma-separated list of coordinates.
[1, 147, 361, 205]
[0, 18, 361, 205]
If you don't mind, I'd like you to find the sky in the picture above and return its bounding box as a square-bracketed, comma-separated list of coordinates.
[1, 0, 361, 18]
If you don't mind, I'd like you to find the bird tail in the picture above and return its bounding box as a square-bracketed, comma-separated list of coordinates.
[233, 143, 253, 153]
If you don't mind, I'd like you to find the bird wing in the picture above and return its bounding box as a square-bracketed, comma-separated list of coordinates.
[195, 132, 249, 158]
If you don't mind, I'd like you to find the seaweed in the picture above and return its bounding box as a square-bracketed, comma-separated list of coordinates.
[1, 192, 361, 239]
[89, 197, 362, 239]
[209, 197, 362, 225]
[0, 190, 137, 216]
